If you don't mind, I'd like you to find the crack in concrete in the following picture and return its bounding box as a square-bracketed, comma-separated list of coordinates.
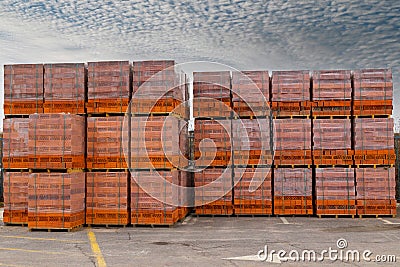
[74, 243, 96, 267]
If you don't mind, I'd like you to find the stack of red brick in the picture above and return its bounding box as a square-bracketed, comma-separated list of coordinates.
[353, 69, 393, 117]
[87, 61, 131, 114]
[274, 168, 313, 215]
[231, 118, 273, 215]
[28, 172, 85, 229]
[312, 70, 352, 116]
[86, 172, 129, 225]
[130, 60, 189, 225]
[132, 60, 186, 115]
[271, 71, 313, 215]
[44, 63, 85, 113]
[2, 119, 30, 169]
[2, 172, 29, 224]
[356, 168, 396, 216]
[354, 118, 395, 166]
[3, 64, 44, 114]
[193, 71, 233, 215]
[231, 71, 270, 117]
[354, 117, 395, 216]
[313, 119, 353, 166]
[193, 71, 231, 118]
[87, 117, 127, 169]
[28, 114, 85, 169]
[271, 70, 311, 117]
[273, 119, 312, 166]
[27, 114, 86, 230]
[315, 168, 356, 216]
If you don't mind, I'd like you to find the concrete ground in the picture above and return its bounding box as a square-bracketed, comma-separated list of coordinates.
[1, 207, 400, 266]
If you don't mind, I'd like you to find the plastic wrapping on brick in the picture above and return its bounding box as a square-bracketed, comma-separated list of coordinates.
[234, 167, 272, 215]
[87, 117, 127, 169]
[194, 167, 233, 215]
[315, 168, 356, 215]
[231, 71, 270, 117]
[2, 118, 30, 169]
[28, 114, 85, 169]
[354, 118, 394, 150]
[86, 172, 129, 225]
[130, 116, 188, 169]
[2, 172, 29, 224]
[355, 168, 396, 216]
[316, 168, 355, 200]
[312, 70, 351, 100]
[313, 119, 351, 150]
[87, 61, 131, 113]
[194, 119, 231, 167]
[271, 70, 310, 101]
[28, 172, 85, 229]
[274, 168, 312, 196]
[44, 63, 85, 113]
[130, 169, 187, 225]
[132, 60, 187, 115]
[353, 69, 393, 116]
[193, 71, 231, 118]
[356, 168, 395, 200]
[232, 118, 273, 166]
[4, 64, 44, 114]
[353, 69, 393, 100]
[274, 168, 312, 215]
[273, 119, 311, 150]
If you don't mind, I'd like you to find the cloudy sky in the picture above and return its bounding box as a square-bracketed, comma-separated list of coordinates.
[1, 0, 400, 129]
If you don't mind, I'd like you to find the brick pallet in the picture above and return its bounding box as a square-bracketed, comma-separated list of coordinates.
[131, 169, 188, 225]
[4, 64, 44, 114]
[355, 168, 396, 216]
[194, 119, 231, 167]
[28, 172, 86, 230]
[44, 63, 85, 114]
[271, 70, 311, 117]
[234, 167, 272, 215]
[193, 71, 231, 118]
[313, 119, 353, 165]
[131, 116, 187, 169]
[353, 69, 393, 116]
[274, 168, 313, 215]
[231, 71, 270, 117]
[28, 114, 86, 169]
[273, 119, 312, 165]
[87, 117, 127, 169]
[132, 60, 187, 115]
[315, 168, 356, 215]
[87, 61, 131, 114]
[232, 118, 272, 166]
[354, 118, 395, 165]
[194, 168, 233, 215]
[2, 118, 30, 169]
[312, 70, 351, 116]
[2, 172, 29, 224]
[86, 172, 129, 225]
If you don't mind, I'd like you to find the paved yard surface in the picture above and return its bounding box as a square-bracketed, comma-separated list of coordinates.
[1, 207, 400, 266]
